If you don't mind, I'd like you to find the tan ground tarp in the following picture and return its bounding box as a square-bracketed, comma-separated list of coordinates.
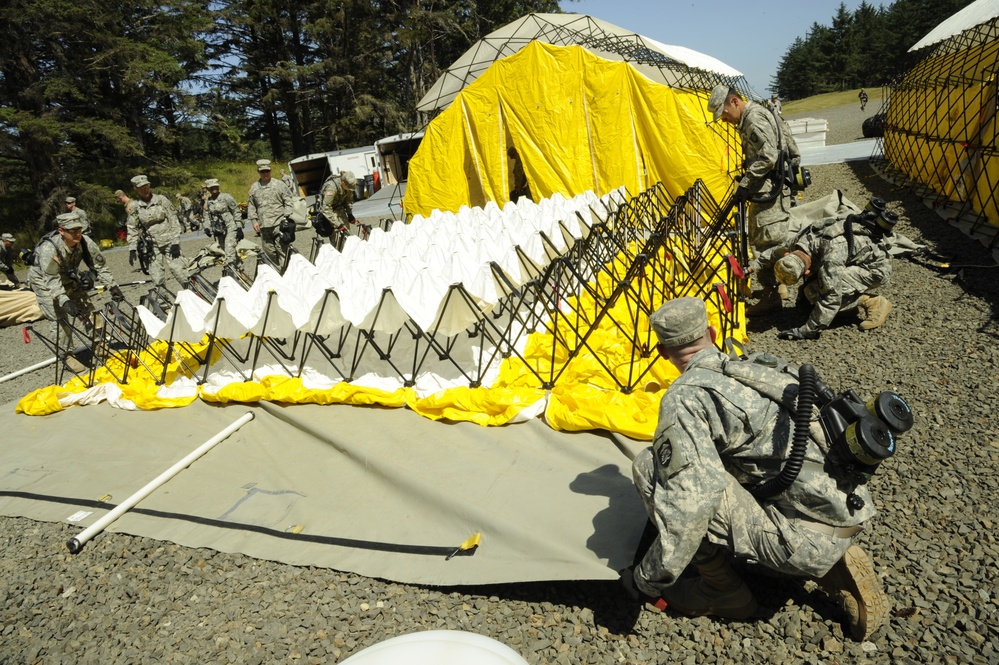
[0, 399, 647, 585]
[0, 287, 42, 328]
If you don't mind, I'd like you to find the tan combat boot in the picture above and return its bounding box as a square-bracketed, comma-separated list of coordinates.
[64, 354, 88, 374]
[663, 549, 759, 620]
[817, 545, 890, 641]
[857, 295, 893, 330]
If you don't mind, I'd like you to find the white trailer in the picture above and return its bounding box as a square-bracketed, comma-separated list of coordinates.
[287, 146, 380, 200]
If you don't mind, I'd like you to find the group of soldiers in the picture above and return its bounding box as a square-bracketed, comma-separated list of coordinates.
[9, 159, 359, 374]
[707, 84, 895, 340]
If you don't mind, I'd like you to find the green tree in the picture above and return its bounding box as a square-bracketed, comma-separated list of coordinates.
[0, 0, 210, 232]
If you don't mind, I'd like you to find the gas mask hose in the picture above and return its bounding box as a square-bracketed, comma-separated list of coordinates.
[750, 363, 817, 500]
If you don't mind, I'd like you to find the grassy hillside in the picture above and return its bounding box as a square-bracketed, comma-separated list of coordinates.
[782, 88, 883, 115]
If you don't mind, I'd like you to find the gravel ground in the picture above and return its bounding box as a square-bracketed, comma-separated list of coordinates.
[2, 101, 998, 664]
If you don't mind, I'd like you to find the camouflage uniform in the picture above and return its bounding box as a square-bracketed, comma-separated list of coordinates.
[131, 181, 189, 290]
[27, 219, 116, 344]
[74, 207, 92, 236]
[632, 346, 875, 599]
[791, 218, 892, 335]
[248, 172, 293, 269]
[0, 235, 19, 285]
[318, 173, 355, 229]
[204, 188, 242, 268]
[176, 195, 193, 232]
[737, 101, 800, 252]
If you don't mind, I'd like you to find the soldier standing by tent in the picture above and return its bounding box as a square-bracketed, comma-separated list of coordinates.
[316, 170, 357, 234]
[65, 197, 92, 237]
[628, 297, 890, 641]
[508, 147, 532, 202]
[26, 211, 122, 372]
[772, 211, 894, 340]
[129, 175, 189, 298]
[176, 193, 194, 233]
[248, 159, 293, 272]
[203, 178, 243, 273]
[708, 85, 803, 314]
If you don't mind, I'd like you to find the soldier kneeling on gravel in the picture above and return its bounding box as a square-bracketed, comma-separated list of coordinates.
[626, 298, 891, 641]
[772, 208, 895, 341]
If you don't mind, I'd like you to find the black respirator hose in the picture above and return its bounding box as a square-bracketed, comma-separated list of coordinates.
[750, 363, 816, 500]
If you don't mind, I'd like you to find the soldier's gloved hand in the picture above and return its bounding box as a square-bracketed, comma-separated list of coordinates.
[170, 244, 181, 259]
[347, 211, 357, 224]
[205, 227, 213, 237]
[109, 285, 125, 302]
[733, 185, 751, 204]
[777, 327, 819, 341]
[62, 299, 80, 318]
[129, 250, 136, 266]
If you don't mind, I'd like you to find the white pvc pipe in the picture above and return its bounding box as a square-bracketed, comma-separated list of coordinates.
[0, 357, 57, 384]
[66, 411, 255, 553]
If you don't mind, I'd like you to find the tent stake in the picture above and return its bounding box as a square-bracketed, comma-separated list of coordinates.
[66, 411, 255, 553]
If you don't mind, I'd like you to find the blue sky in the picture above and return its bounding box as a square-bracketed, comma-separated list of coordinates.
[557, 0, 877, 95]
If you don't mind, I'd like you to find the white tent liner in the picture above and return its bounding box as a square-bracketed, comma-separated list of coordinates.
[909, 0, 999, 51]
[144, 188, 624, 345]
[0, 399, 647, 585]
[416, 13, 742, 112]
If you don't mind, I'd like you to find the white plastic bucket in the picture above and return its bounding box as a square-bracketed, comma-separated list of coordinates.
[339, 630, 530, 665]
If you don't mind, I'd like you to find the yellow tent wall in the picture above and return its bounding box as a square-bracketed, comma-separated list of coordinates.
[405, 41, 734, 217]
[885, 36, 999, 232]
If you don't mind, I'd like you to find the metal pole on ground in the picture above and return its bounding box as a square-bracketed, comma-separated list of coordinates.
[66, 411, 255, 553]
[0, 357, 57, 384]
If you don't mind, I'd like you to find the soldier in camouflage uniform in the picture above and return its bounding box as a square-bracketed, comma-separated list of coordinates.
[773, 212, 893, 340]
[248, 159, 293, 271]
[708, 86, 802, 313]
[65, 197, 92, 237]
[317, 170, 357, 231]
[630, 297, 889, 641]
[128, 174, 189, 295]
[0, 233, 20, 287]
[26, 212, 122, 372]
[203, 178, 242, 271]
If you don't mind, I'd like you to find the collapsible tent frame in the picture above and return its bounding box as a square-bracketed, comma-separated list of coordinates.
[416, 13, 752, 117]
[875, 7, 999, 252]
[33, 184, 745, 415]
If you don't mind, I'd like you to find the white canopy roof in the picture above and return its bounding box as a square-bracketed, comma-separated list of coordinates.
[416, 13, 743, 112]
[909, 0, 999, 52]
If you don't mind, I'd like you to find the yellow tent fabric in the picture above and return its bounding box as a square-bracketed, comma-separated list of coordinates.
[885, 26, 999, 231]
[405, 41, 733, 216]
[16, 42, 749, 441]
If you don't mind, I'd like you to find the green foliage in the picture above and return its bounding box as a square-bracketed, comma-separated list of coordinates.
[772, 0, 977, 100]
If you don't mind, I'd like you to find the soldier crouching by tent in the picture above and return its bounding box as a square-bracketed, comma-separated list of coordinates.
[26, 211, 123, 373]
[772, 206, 896, 340]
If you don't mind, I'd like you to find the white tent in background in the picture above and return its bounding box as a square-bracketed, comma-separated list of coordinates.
[416, 12, 746, 113]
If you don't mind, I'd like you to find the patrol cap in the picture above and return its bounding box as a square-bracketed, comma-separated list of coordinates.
[56, 211, 84, 230]
[131, 174, 151, 189]
[65, 196, 77, 204]
[650, 297, 708, 347]
[774, 253, 805, 286]
[256, 159, 272, 172]
[1, 233, 14, 242]
[113, 189, 126, 197]
[707, 84, 731, 121]
[205, 178, 220, 188]
[340, 170, 357, 187]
